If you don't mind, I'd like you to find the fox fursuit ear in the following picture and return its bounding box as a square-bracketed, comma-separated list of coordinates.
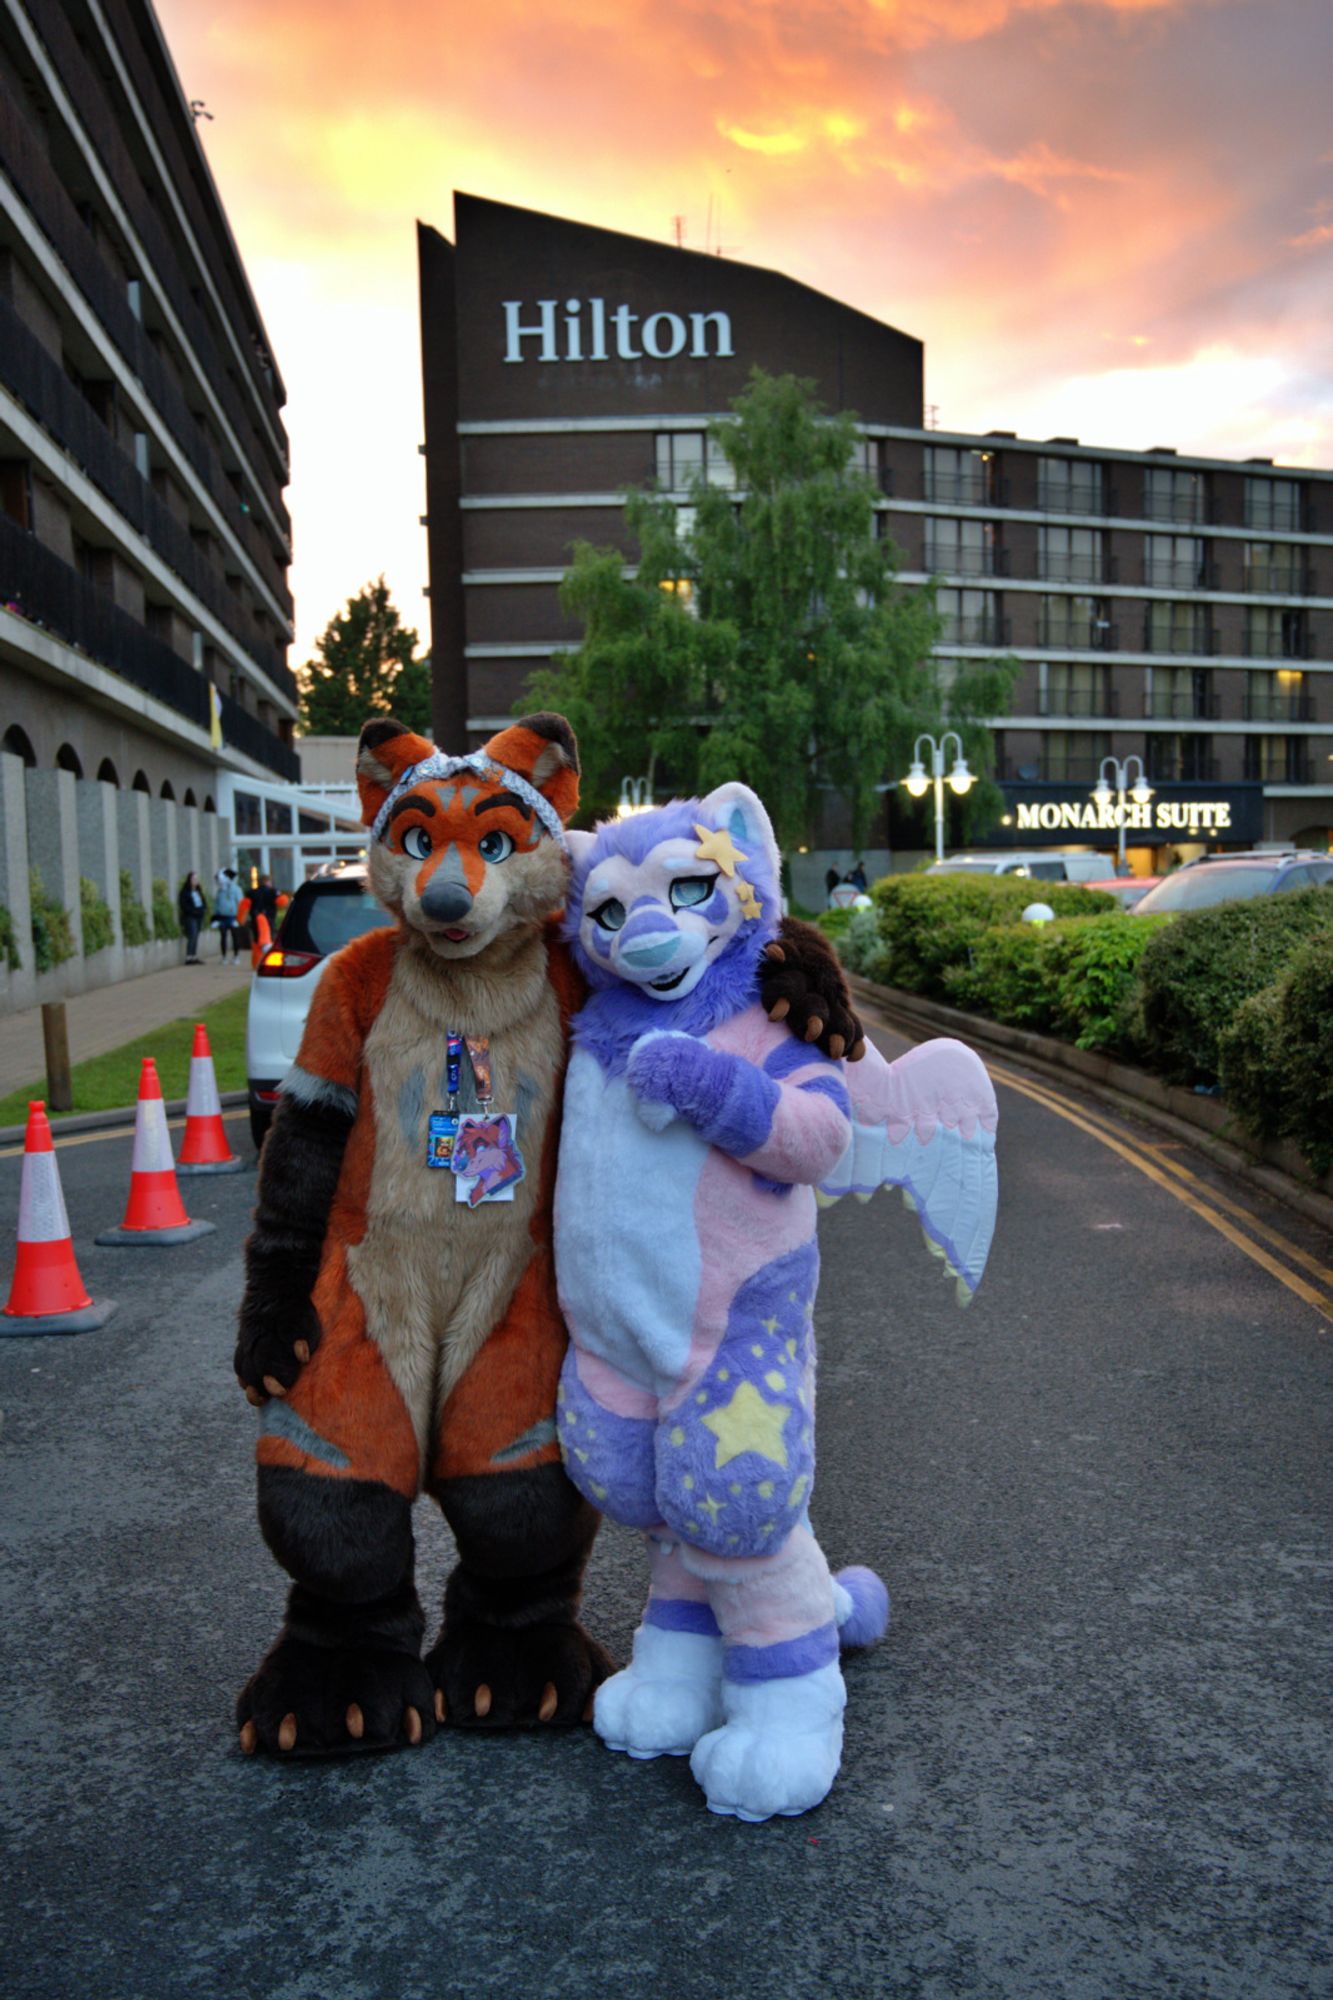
[696, 781, 781, 885]
[355, 717, 434, 825]
[482, 713, 580, 826]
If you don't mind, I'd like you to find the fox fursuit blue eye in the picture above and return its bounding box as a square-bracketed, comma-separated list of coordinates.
[670, 875, 718, 910]
[478, 828, 515, 863]
[401, 825, 432, 861]
[591, 898, 627, 931]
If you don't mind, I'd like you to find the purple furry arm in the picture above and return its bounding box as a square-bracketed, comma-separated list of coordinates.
[627, 1034, 780, 1158]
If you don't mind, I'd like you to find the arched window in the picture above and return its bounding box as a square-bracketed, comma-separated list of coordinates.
[183, 788, 197, 808]
[2, 725, 36, 767]
[56, 743, 84, 778]
[97, 758, 120, 787]
[132, 770, 150, 793]
[160, 780, 176, 802]
[203, 795, 216, 814]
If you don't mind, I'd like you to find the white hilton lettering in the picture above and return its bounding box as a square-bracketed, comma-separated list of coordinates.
[502, 300, 734, 363]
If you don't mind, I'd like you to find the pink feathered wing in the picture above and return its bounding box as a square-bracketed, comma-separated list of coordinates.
[818, 1037, 1000, 1305]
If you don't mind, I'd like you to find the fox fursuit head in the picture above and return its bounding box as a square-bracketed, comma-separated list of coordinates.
[356, 712, 578, 962]
[552, 781, 999, 1821]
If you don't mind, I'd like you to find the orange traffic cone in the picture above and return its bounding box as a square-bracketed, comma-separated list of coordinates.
[177, 1024, 243, 1175]
[96, 1058, 216, 1246]
[250, 911, 272, 970]
[3, 1102, 115, 1334]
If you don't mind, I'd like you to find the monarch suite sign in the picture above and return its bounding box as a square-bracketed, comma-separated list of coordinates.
[998, 783, 1264, 846]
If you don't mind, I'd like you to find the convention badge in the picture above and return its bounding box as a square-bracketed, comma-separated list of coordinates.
[452, 1111, 526, 1208]
[426, 1111, 459, 1169]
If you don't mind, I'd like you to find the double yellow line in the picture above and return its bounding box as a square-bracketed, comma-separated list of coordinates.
[864, 1006, 1333, 1326]
[0, 1106, 249, 1161]
[988, 1056, 1333, 1325]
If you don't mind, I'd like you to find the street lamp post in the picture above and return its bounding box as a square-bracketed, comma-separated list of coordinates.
[902, 732, 975, 864]
[1092, 755, 1153, 873]
[616, 775, 651, 818]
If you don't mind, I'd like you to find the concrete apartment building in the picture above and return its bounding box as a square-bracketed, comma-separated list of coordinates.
[0, 0, 297, 1002]
[419, 195, 1333, 867]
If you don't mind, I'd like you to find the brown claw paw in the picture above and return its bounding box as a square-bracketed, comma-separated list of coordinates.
[474, 1684, 493, 1719]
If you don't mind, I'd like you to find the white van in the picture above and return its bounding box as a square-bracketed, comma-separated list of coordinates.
[926, 852, 1113, 884]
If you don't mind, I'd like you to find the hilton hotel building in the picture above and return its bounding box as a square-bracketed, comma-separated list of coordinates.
[420, 194, 1333, 863]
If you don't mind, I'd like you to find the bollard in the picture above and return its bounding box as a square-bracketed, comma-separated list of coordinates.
[41, 1002, 73, 1113]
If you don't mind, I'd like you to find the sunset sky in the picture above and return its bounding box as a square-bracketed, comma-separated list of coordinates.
[154, 0, 1333, 678]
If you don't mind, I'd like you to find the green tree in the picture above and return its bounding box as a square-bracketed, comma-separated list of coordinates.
[530, 371, 1016, 847]
[298, 578, 430, 736]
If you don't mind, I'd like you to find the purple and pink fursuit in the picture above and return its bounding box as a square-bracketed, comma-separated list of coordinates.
[552, 783, 1000, 1822]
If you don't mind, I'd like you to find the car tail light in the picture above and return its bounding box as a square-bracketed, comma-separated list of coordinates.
[254, 1086, 282, 1103]
[257, 948, 321, 977]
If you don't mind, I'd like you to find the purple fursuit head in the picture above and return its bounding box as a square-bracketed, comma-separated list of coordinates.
[553, 781, 892, 1823]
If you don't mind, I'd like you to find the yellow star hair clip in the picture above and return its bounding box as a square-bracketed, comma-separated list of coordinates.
[736, 877, 764, 922]
[693, 823, 747, 877]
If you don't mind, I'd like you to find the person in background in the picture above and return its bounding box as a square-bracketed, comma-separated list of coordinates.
[249, 873, 279, 933]
[177, 870, 207, 964]
[212, 866, 243, 964]
[825, 866, 842, 909]
[848, 859, 869, 894]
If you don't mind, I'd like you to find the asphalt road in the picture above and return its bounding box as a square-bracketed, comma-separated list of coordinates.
[1, 1026, 1329, 2000]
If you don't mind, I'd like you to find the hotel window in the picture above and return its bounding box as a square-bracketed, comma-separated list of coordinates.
[1244, 543, 1302, 594]
[1146, 600, 1211, 654]
[924, 446, 997, 507]
[1144, 535, 1207, 589]
[1244, 735, 1308, 783]
[1147, 666, 1214, 719]
[1245, 668, 1308, 722]
[1039, 525, 1104, 584]
[1040, 595, 1114, 649]
[233, 792, 262, 837]
[1041, 731, 1110, 782]
[852, 436, 883, 489]
[1244, 477, 1303, 533]
[654, 433, 736, 491]
[1148, 734, 1213, 782]
[1142, 465, 1209, 526]
[936, 587, 1001, 645]
[924, 517, 999, 576]
[1043, 660, 1110, 717]
[1037, 457, 1104, 515]
[1245, 605, 1306, 659]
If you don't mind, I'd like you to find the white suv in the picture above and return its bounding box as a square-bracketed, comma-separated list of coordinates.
[926, 851, 1113, 883]
[245, 863, 393, 1147]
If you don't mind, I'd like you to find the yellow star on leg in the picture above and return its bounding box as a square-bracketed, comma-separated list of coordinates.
[702, 1380, 791, 1471]
[697, 1494, 725, 1525]
[693, 823, 747, 877]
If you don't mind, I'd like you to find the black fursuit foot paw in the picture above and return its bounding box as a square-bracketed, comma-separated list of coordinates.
[236, 1634, 438, 1759]
[427, 1619, 615, 1730]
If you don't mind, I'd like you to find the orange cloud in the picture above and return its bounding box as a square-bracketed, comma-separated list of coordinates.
[153, 0, 1331, 665]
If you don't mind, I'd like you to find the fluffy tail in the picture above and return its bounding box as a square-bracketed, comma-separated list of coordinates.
[833, 1566, 890, 1650]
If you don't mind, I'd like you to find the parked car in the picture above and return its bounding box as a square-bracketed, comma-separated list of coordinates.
[1079, 875, 1164, 910]
[1130, 851, 1333, 917]
[927, 851, 1113, 884]
[246, 863, 393, 1147]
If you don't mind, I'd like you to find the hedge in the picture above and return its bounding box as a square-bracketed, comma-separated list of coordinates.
[941, 911, 1171, 1052]
[1219, 935, 1333, 1176]
[1132, 889, 1333, 1087]
[80, 876, 115, 956]
[29, 868, 75, 973]
[151, 877, 180, 941]
[120, 868, 152, 946]
[0, 904, 17, 971]
[867, 872, 1117, 1001]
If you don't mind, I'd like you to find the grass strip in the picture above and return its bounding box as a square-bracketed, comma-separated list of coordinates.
[0, 989, 250, 1127]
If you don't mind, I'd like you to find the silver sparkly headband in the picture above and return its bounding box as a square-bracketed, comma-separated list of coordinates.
[369, 751, 569, 851]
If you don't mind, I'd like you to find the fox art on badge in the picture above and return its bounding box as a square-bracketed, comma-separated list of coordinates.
[231, 713, 867, 1760]
[554, 783, 1000, 1821]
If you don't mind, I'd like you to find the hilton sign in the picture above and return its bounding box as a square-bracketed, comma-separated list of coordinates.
[503, 299, 735, 365]
[997, 782, 1264, 847]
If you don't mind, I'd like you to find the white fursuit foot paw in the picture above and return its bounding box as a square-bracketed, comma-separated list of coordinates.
[689, 1663, 847, 1822]
[594, 1621, 724, 1760]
